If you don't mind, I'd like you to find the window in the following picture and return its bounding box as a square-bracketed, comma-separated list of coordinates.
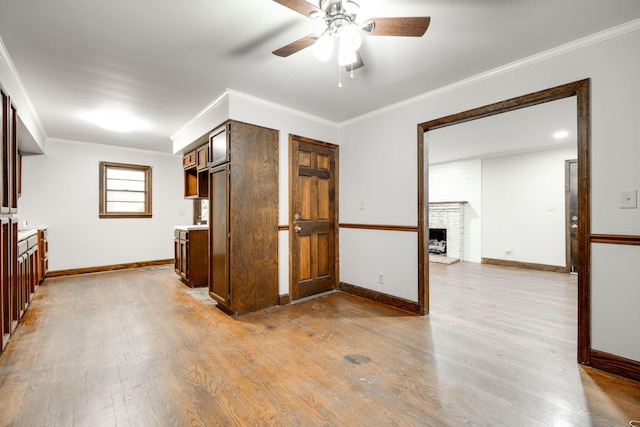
[99, 161, 152, 218]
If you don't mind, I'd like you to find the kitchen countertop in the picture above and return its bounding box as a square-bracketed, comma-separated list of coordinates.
[18, 225, 47, 241]
[174, 224, 208, 231]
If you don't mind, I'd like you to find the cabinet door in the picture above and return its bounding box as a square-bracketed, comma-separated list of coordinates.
[209, 165, 230, 306]
[209, 125, 229, 167]
[180, 239, 188, 280]
[0, 219, 7, 349]
[174, 238, 180, 274]
[196, 145, 209, 170]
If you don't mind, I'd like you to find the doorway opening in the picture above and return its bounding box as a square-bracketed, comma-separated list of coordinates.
[417, 79, 591, 364]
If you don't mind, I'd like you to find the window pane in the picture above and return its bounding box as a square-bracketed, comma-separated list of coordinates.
[107, 168, 145, 181]
[107, 201, 146, 212]
[106, 179, 146, 191]
[107, 191, 146, 203]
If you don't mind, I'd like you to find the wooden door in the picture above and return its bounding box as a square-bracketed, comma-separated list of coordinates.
[290, 136, 338, 300]
[209, 164, 230, 306]
[566, 159, 578, 274]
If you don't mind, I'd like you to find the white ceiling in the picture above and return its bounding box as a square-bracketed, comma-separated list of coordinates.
[1, 0, 639, 154]
[428, 97, 577, 164]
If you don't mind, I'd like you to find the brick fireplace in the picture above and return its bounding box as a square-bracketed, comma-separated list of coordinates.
[428, 202, 466, 260]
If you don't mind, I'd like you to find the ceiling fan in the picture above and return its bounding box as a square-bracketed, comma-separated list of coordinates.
[272, 0, 431, 73]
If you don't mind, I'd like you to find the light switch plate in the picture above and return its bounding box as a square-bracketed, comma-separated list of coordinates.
[620, 190, 637, 209]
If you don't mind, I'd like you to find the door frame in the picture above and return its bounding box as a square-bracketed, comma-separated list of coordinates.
[417, 79, 591, 365]
[288, 134, 340, 300]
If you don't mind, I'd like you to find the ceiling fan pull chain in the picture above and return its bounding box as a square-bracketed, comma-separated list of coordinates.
[338, 61, 343, 87]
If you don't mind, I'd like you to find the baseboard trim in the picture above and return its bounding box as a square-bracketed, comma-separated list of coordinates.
[279, 293, 291, 305]
[482, 258, 566, 273]
[339, 282, 420, 314]
[47, 259, 174, 278]
[589, 349, 640, 383]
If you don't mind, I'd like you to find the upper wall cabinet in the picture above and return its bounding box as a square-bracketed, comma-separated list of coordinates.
[209, 125, 228, 167]
[0, 86, 18, 214]
[183, 143, 209, 199]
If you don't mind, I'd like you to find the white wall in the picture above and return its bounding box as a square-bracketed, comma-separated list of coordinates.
[429, 159, 482, 263]
[482, 147, 577, 266]
[339, 23, 640, 361]
[18, 139, 192, 271]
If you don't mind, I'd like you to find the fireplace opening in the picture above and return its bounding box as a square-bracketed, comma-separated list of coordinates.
[428, 228, 447, 255]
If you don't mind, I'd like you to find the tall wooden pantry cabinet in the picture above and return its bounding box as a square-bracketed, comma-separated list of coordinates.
[208, 120, 279, 315]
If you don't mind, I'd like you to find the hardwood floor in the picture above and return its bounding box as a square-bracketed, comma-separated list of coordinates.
[0, 263, 639, 426]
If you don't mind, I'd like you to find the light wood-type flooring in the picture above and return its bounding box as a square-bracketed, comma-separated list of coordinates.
[1, 262, 639, 426]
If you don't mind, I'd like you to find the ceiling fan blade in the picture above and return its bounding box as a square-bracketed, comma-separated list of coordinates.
[272, 34, 317, 57]
[362, 17, 431, 37]
[345, 50, 364, 72]
[272, 0, 322, 18]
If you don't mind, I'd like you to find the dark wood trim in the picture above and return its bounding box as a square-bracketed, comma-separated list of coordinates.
[47, 259, 173, 278]
[482, 258, 566, 273]
[339, 282, 420, 314]
[591, 234, 640, 246]
[590, 350, 640, 383]
[278, 293, 291, 305]
[339, 223, 418, 232]
[418, 125, 428, 315]
[576, 79, 591, 365]
[418, 79, 592, 366]
[278, 225, 288, 231]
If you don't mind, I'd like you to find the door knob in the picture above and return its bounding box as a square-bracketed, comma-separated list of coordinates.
[294, 226, 302, 233]
[571, 224, 578, 229]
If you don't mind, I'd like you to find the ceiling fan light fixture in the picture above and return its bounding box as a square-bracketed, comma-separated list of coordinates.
[338, 44, 357, 66]
[339, 24, 362, 51]
[312, 32, 334, 61]
[342, 0, 360, 15]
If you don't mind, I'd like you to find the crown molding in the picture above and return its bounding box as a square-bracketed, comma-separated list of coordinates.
[0, 36, 48, 146]
[339, 18, 640, 127]
[170, 90, 230, 141]
[226, 89, 339, 128]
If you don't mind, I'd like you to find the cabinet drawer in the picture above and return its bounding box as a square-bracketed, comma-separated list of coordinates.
[27, 235, 38, 249]
[183, 151, 196, 168]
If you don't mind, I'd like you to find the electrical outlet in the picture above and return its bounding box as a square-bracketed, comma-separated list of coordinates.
[378, 273, 384, 285]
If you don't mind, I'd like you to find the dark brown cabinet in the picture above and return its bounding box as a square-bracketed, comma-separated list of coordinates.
[183, 143, 209, 199]
[0, 83, 20, 354]
[174, 227, 208, 287]
[208, 120, 279, 315]
[38, 228, 48, 283]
